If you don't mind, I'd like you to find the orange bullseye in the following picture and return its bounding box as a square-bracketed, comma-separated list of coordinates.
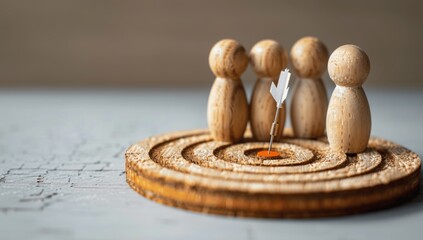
[257, 150, 280, 158]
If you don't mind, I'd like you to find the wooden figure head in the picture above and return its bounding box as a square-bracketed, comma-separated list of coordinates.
[290, 36, 329, 79]
[328, 44, 370, 87]
[250, 39, 288, 79]
[208, 39, 248, 79]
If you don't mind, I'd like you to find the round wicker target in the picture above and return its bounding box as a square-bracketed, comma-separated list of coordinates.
[125, 129, 421, 218]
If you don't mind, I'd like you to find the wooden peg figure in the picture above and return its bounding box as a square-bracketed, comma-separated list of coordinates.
[208, 39, 249, 142]
[290, 36, 329, 138]
[250, 40, 288, 141]
[326, 45, 371, 153]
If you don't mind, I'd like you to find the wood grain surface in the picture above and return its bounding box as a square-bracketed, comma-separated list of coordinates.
[327, 45, 372, 153]
[290, 37, 329, 139]
[126, 129, 421, 218]
[207, 39, 249, 142]
[249, 39, 288, 141]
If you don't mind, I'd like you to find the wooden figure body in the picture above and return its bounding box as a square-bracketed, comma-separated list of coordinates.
[249, 40, 288, 141]
[207, 39, 249, 142]
[290, 37, 329, 138]
[326, 44, 371, 153]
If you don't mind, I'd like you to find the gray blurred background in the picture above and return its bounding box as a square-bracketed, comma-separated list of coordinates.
[0, 0, 422, 88]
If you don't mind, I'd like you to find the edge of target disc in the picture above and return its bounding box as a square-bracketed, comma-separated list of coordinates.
[125, 129, 421, 218]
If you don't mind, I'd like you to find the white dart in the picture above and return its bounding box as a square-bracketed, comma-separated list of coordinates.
[268, 69, 292, 153]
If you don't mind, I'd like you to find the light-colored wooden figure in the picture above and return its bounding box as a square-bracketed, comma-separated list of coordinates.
[290, 36, 329, 139]
[327, 44, 371, 153]
[208, 39, 249, 142]
[249, 39, 288, 141]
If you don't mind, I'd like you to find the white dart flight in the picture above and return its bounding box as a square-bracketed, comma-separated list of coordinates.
[270, 69, 292, 108]
[268, 69, 292, 153]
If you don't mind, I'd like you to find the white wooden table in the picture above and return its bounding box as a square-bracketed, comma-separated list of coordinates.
[0, 88, 422, 240]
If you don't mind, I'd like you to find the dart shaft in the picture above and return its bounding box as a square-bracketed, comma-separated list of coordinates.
[268, 106, 281, 153]
[268, 135, 275, 153]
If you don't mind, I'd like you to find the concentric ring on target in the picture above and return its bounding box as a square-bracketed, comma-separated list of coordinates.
[126, 129, 421, 218]
[217, 142, 314, 166]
